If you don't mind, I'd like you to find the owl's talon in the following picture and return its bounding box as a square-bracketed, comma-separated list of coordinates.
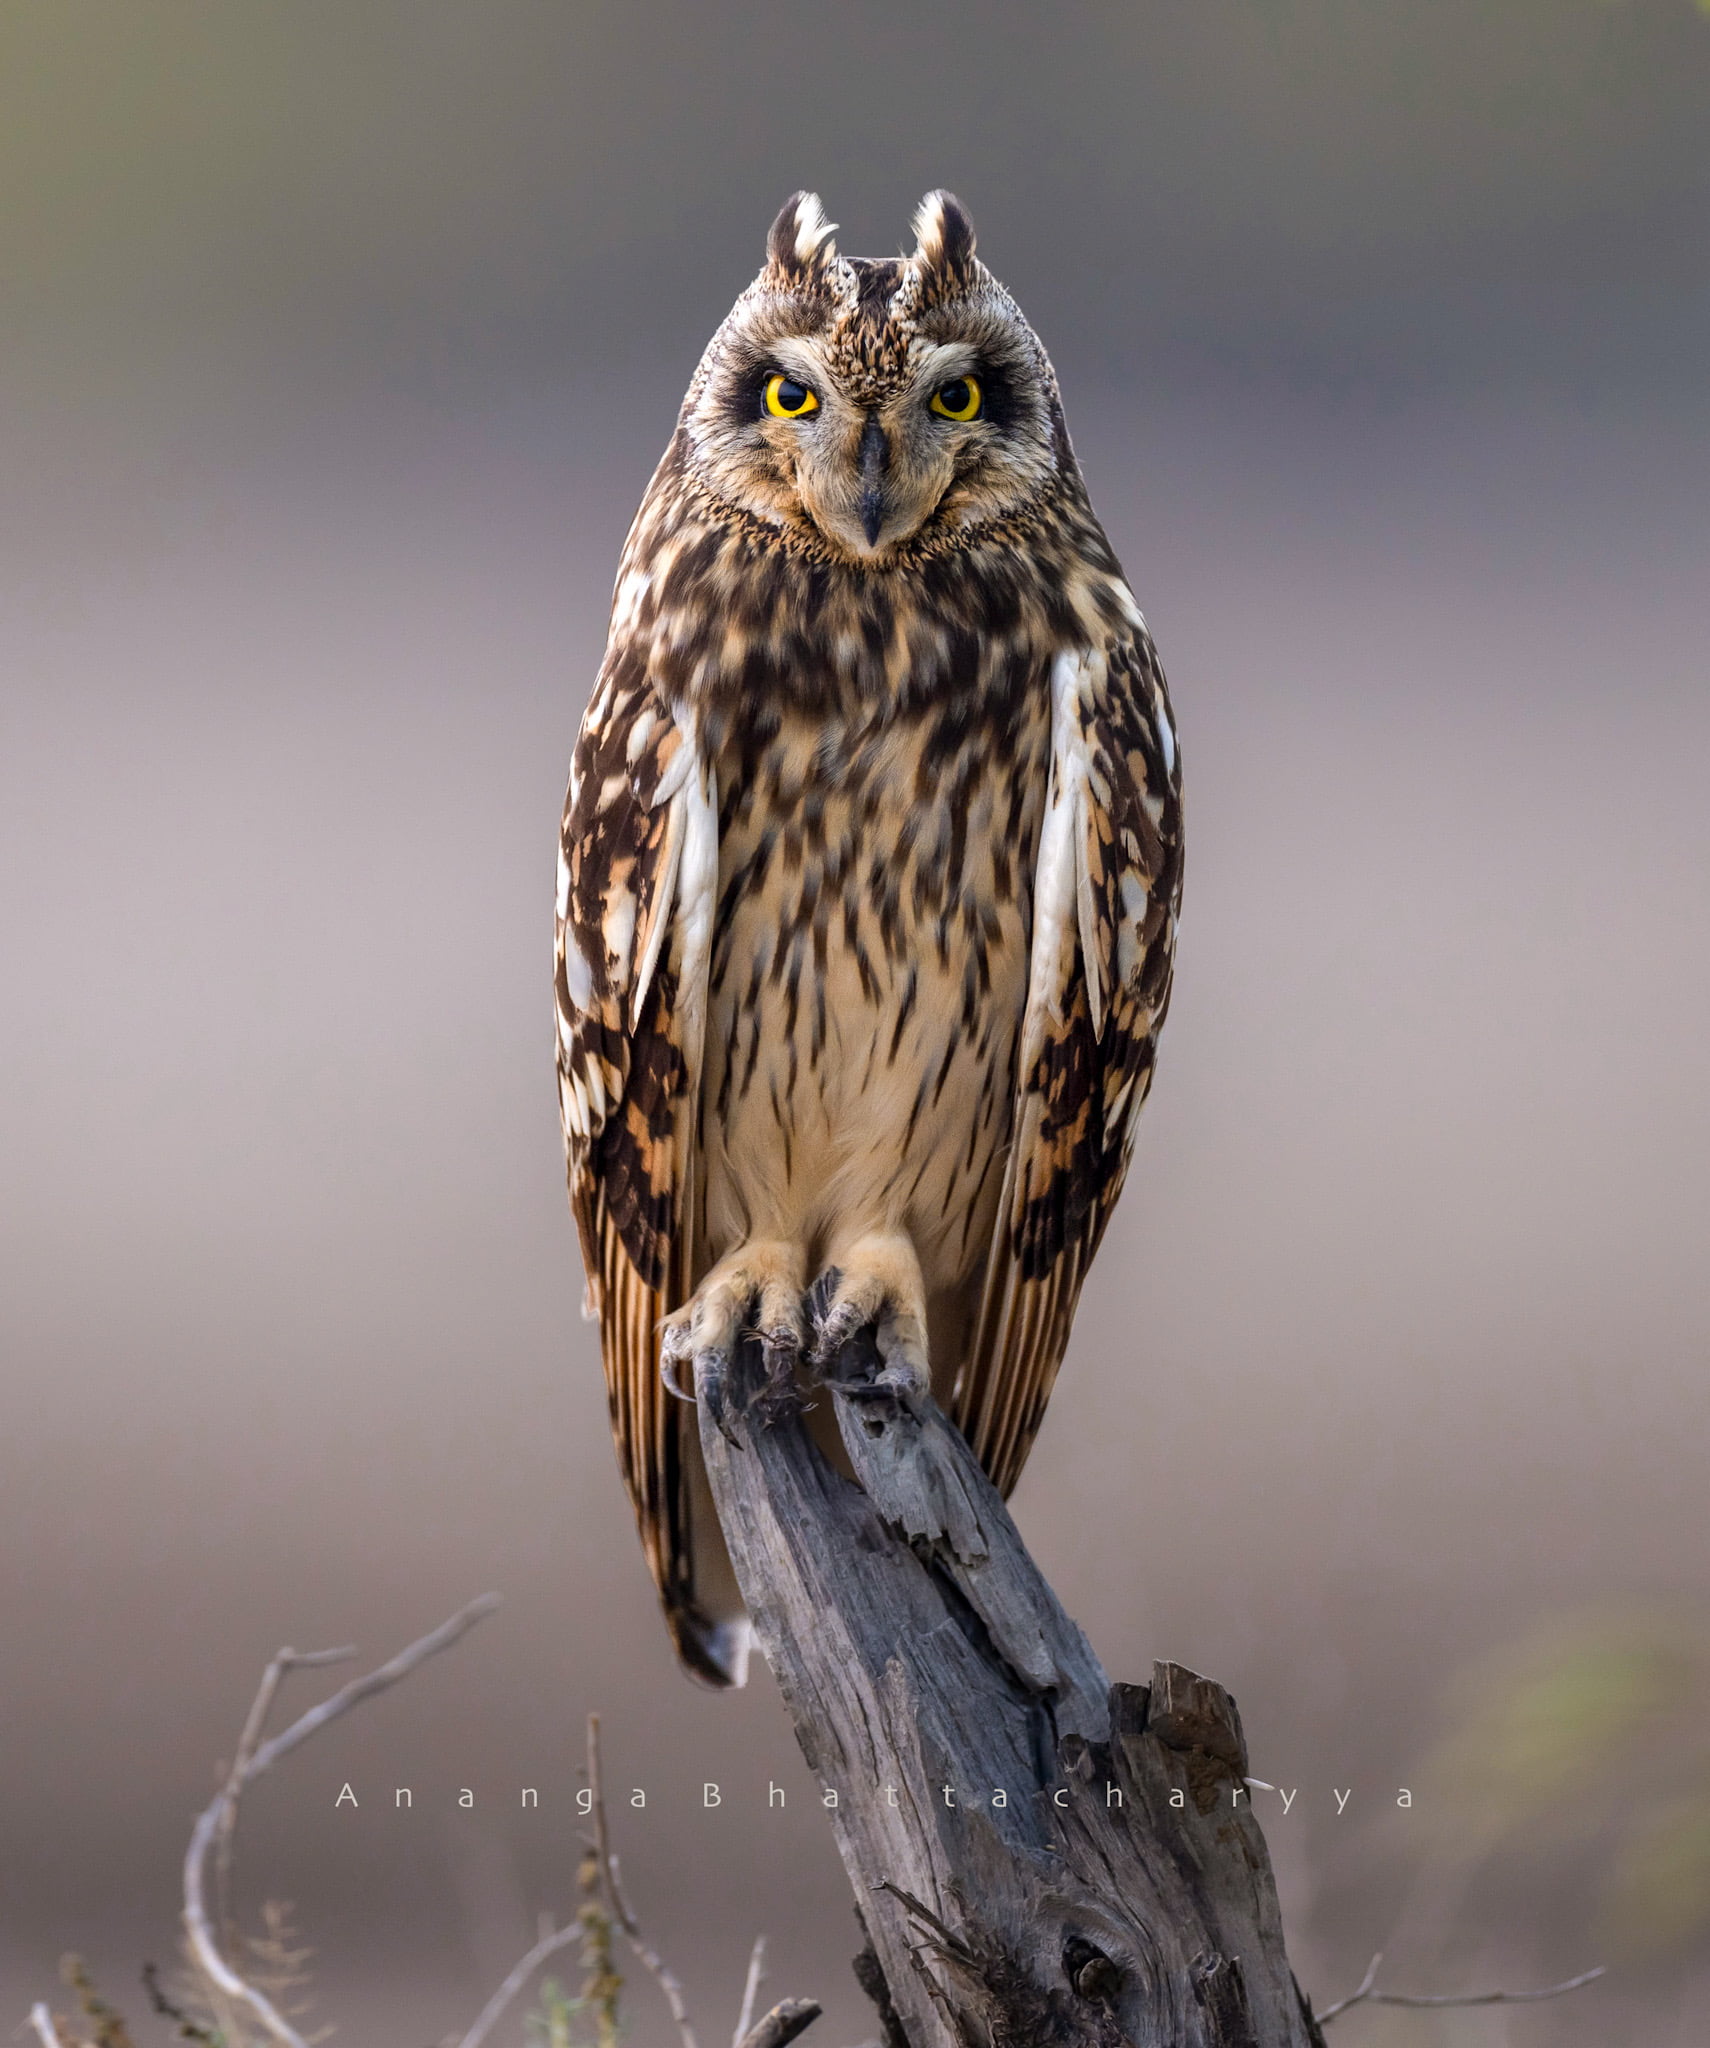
[663, 1245, 812, 1447]
[659, 1350, 697, 1404]
[693, 1346, 742, 1447]
[806, 1266, 844, 1332]
[659, 1314, 701, 1403]
[747, 1325, 804, 1424]
[809, 1305, 860, 1365]
[806, 1285, 877, 1381]
[808, 1242, 931, 1409]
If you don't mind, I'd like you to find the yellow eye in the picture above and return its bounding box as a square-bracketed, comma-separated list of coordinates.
[929, 374, 982, 421]
[764, 373, 819, 419]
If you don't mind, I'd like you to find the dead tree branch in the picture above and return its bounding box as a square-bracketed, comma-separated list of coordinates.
[1315, 1952, 1605, 2025]
[695, 1328, 1327, 2048]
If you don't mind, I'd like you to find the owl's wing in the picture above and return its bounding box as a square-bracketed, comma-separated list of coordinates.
[953, 627, 1184, 1497]
[555, 660, 727, 1678]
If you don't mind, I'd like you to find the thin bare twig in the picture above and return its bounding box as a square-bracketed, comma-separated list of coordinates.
[587, 1712, 699, 2048]
[242, 1594, 500, 1781]
[28, 2004, 67, 2048]
[214, 1645, 355, 1946]
[454, 1916, 585, 2048]
[1317, 1950, 1606, 2025]
[182, 1594, 501, 2048]
[733, 1933, 767, 2047]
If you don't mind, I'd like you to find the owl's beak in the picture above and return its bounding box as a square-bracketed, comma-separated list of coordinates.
[857, 414, 889, 548]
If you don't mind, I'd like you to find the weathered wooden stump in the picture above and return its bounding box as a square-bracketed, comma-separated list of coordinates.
[695, 1328, 1325, 2048]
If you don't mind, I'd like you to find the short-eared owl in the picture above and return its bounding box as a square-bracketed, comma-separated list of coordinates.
[557, 192, 1183, 1685]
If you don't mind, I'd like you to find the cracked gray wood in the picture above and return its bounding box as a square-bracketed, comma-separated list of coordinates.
[694, 1328, 1327, 2048]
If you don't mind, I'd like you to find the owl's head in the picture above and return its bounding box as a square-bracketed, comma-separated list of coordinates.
[678, 192, 1068, 567]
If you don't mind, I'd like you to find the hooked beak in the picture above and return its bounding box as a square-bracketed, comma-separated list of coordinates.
[857, 413, 888, 547]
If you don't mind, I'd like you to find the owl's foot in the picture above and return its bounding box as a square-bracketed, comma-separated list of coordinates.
[660, 1241, 808, 1432]
[808, 1232, 931, 1415]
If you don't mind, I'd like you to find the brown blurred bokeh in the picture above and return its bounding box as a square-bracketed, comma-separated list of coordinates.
[3, 5, 1707, 2043]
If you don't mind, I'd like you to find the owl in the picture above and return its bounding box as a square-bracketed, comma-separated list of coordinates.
[556, 192, 1182, 1686]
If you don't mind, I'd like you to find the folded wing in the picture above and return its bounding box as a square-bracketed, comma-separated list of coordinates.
[954, 625, 1185, 1495]
[556, 659, 725, 1675]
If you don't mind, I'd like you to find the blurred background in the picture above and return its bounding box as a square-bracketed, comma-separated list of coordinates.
[3, 3, 1707, 2042]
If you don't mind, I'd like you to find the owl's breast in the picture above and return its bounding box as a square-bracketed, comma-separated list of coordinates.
[699, 690, 1052, 1287]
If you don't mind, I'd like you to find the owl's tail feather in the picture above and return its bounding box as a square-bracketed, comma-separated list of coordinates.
[660, 1433, 753, 1687]
[666, 1600, 752, 1690]
[583, 1197, 753, 1688]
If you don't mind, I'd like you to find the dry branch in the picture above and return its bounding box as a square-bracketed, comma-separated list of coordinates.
[181, 1594, 501, 2048]
[733, 1935, 769, 2045]
[28, 2005, 67, 2048]
[1315, 1952, 1605, 2025]
[28, 1586, 830, 2048]
[213, 1645, 355, 1948]
[455, 1917, 586, 2048]
[695, 1327, 1326, 2048]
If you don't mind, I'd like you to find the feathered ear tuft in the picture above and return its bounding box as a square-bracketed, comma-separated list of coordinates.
[764, 191, 839, 284]
[910, 189, 978, 287]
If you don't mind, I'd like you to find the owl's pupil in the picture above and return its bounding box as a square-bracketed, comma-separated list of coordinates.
[940, 380, 970, 410]
[776, 380, 808, 412]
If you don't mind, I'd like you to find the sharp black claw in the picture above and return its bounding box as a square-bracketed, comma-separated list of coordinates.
[807, 1266, 844, 1332]
[660, 1351, 697, 1403]
[695, 1348, 741, 1447]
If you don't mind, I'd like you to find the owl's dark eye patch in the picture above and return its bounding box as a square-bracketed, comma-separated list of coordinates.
[972, 362, 1020, 432]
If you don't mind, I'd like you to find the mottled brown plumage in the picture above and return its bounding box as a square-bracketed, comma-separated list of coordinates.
[556, 192, 1183, 1685]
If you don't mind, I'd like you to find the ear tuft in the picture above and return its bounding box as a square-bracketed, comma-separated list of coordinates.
[765, 191, 839, 283]
[911, 189, 977, 285]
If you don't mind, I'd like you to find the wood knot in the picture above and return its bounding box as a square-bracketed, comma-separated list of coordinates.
[1063, 1936, 1122, 2004]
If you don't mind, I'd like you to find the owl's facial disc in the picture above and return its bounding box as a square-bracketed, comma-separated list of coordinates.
[681, 203, 1061, 567]
[758, 342, 985, 562]
[689, 328, 1055, 566]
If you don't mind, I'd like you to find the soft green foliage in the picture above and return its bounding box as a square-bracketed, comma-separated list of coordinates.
[1606, 1797, 1710, 1955]
[1419, 1608, 1710, 1959]
[522, 1853, 624, 2048]
[525, 1976, 580, 2048]
[574, 1849, 624, 2048]
[1423, 1618, 1692, 1836]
